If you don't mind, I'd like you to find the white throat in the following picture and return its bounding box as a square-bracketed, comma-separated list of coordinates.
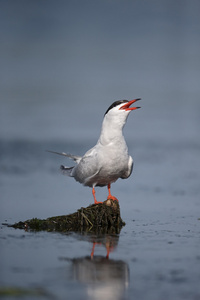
[98, 111, 129, 146]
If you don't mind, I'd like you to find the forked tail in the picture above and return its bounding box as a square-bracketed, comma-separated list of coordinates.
[46, 150, 78, 177]
[60, 165, 74, 176]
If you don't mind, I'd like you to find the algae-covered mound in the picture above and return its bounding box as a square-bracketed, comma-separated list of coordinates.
[10, 199, 125, 233]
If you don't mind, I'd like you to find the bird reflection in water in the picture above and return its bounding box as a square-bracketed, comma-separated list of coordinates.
[90, 234, 117, 259]
[64, 234, 129, 300]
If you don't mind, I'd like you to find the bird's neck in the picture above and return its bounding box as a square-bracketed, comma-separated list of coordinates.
[98, 115, 126, 146]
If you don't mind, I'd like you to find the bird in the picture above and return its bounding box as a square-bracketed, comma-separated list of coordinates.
[48, 99, 141, 204]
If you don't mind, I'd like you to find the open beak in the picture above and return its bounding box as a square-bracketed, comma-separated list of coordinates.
[119, 98, 141, 111]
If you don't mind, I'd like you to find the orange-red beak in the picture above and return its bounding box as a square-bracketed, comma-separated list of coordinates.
[119, 98, 141, 111]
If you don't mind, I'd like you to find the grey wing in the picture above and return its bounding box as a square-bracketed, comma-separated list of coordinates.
[121, 156, 133, 179]
[71, 148, 100, 186]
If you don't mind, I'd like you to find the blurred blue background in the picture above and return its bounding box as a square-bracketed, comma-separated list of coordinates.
[1, 0, 199, 141]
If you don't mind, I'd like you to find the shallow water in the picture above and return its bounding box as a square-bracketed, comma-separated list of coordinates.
[1, 1, 200, 299]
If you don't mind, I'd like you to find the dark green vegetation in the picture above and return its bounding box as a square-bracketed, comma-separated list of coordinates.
[10, 200, 125, 234]
[0, 287, 51, 298]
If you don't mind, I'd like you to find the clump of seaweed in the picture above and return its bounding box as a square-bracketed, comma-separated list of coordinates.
[9, 199, 125, 233]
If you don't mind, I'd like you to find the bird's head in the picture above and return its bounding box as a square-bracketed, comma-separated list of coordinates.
[104, 98, 141, 126]
[99, 98, 141, 144]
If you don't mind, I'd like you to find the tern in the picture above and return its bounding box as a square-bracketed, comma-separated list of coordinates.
[48, 99, 141, 204]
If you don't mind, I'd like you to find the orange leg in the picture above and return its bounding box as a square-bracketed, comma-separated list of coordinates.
[91, 242, 111, 259]
[91, 242, 96, 259]
[92, 187, 103, 204]
[107, 183, 118, 201]
[106, 247, 110, 259]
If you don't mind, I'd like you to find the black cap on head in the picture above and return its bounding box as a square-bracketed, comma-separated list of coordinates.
[104, 100, 128, 116]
